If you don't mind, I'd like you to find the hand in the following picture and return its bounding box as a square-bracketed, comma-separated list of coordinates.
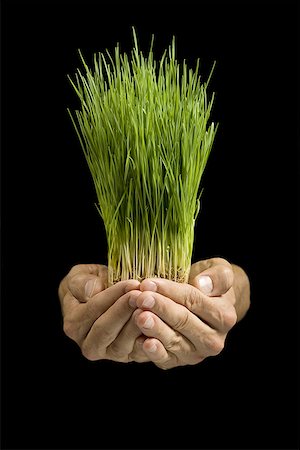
[58, 264, 150, 363]
[58, 258, 248, 368]
[132, 258, 238, 370]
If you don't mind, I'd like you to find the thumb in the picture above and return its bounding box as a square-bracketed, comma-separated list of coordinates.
[189, 258, 234, 296]
[68, 265, 108, 302]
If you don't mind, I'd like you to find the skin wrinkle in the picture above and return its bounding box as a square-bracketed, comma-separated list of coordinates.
[172, 307, 190, 332]
[183, 287, 203, 314]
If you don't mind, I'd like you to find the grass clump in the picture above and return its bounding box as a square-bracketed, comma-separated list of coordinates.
[68, 28, 217, 285]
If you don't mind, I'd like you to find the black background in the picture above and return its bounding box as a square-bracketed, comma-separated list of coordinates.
[1, 0, 299, 449]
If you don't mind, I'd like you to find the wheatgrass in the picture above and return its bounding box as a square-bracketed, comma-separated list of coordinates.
[68, 28, 217, 285]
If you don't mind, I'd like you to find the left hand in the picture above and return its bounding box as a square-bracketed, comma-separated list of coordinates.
[132, 258, 238, 370]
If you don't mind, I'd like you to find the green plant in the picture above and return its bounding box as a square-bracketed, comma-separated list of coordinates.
[68, 28, 217, 286]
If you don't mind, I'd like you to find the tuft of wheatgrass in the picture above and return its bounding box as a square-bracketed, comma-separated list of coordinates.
[68, 28, 217, 286]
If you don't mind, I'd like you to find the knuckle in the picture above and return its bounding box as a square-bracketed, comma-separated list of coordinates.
[88, 264, 103, 274]
[58, 279, 67, 301]
[215, 303, 237, 330]
[61, 292, 71, 313]
[189, 354, 205, 365]
[165, 333, 182, 353]
[157, 364, 171, 370]
[173, 309, 190, 331]
[183, 288, 200, 312]
[212, 257, 230, 267]
[107, 343, 128, 362]
[220, 266, 234, 290]
[81, 341, 99, 361]
[67, 264, 85, 278]
[63, 318, 78, 341]
[68, 273, 86, 296]
[204, 333, 224, 356]
[222, 304, 237, 329]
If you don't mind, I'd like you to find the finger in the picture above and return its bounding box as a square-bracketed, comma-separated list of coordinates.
[81, 290, 141, 361]
[87, 279, 140, 319]
[136, 290, 230, 344]
[129, 335, 150, 363]
[61, 291, 82, 317]
[59, 264, 108, 301]
[189, 258, 234, 296]
[140, 278, 224, 324]
[106, 309, 147, 362]
[67, 263, 105, 278]
[62, 293, 95, 343]
[142, 338, 180, 370]
[68, 265, 109, 303]
[63, 281, 140, 346]
[134, 309, 196, 360]
[65, 279, 140, 331]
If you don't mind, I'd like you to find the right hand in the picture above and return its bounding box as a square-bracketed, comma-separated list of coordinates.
[58, 264, 149, 363]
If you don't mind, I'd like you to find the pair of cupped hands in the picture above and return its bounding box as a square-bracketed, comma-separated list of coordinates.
[58, 258, 238, 370]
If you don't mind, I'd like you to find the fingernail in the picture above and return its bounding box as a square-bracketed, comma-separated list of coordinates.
[85, 279, 96, 298]
[147, 342, 157, 353]
[129, 296, 136, 308]
[143, 316, 154, 329]
[199, 276, 213, 294]
[142, 295, 155, 308]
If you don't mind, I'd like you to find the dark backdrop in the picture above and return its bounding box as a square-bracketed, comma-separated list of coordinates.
[1, 0, 298, 449]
